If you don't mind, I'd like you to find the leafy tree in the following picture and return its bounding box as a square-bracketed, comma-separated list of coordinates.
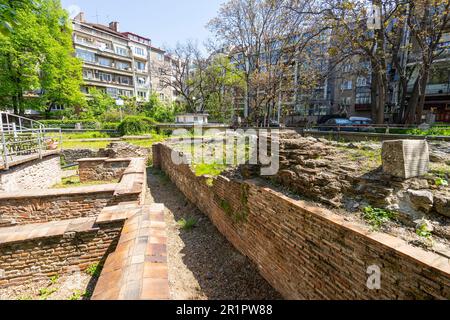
[0, 0, 85, 115]
[208, 0, 327, 125]
[0, 0, 34, 36]
[142, 92, 179, 123]
[0, 3, 45, 114]
[403, 0, 450, 124]
[83, 88, 115, 119]
[193, 55, 244, 123]
[39, 0, 85, 117]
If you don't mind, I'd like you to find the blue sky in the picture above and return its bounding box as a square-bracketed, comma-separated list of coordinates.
[61, 0, 225, 50]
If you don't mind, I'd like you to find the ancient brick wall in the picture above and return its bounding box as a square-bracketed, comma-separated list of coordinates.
[78, 158, 130, 183]
[154, 143, 450, 300]
[0, 155, 62, 193]
[0, 221, 123, 288]
[62, 149, 99, 164]
[0, 188, 116, 226]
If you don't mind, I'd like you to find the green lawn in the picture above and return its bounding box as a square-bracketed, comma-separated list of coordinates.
[52, 176, 118, 189]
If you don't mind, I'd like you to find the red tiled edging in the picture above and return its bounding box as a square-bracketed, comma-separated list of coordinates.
[92, 204, 169, 300]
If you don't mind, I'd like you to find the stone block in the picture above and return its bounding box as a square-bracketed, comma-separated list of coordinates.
[382, 140, 429, 179]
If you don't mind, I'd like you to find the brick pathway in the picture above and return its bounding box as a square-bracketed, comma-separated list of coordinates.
[92, 204, 169, 300]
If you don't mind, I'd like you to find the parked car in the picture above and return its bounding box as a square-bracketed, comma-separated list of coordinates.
[350, 117, 376, 132]
[349, 117, 373, 125]
[269, 120, 281, 128]
[318, 118, 358, 132]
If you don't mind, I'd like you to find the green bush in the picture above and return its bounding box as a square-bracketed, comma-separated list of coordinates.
[117, 116, 157, 135]
[101, 122, 120, 130]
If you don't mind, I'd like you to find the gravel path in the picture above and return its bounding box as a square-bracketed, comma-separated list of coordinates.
[146, 168, 282, 300]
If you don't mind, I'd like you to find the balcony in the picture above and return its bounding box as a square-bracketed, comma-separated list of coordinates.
[407, 83, 450, 96]
[81, 61, 134, 76]
[83, 76, 134, 88]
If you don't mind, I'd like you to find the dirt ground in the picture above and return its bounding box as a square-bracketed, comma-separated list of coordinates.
[145, 168, 282, 300]
[0, 272, 96, 300]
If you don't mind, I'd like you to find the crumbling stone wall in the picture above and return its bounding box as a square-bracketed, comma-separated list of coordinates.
[0, 155, 62, 193]
[62, 149, 99, 164]
[78, 158, 130, 183]
[274, 133, 450, 221]
[98, 142, 149, 159]
[154, 143, 450, 300]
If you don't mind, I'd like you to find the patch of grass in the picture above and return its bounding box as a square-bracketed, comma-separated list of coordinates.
[416, 223, 433, 239]
[62, 165, 79, 171]
[47, 131, 116, 140]
[205, 177, 214, 187]
[85, 263, 102, 278]
[69, 290, 88, 301]
[177, 217, 198, 231]
[406, 127, 450, 136]
[38, 287, 57, 300]
[61, 140, 111, 150]
[435, 177, 449, 188]
[49, 275, 59, 285]
[362, 206, 397, 230]
[193, 163, 227, 177]
[61, 136, 166, 150]
[52, 176, 118, 189]
[17, 295, 33, 300]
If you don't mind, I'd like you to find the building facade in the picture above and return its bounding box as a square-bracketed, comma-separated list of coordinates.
[72, 12, 176, 103]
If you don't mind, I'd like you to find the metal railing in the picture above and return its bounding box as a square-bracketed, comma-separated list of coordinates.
[0, 112, 63, 170]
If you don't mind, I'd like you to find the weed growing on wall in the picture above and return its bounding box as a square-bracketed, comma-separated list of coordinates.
[85, 263, 102, 278]
[362, 206, 397, 230]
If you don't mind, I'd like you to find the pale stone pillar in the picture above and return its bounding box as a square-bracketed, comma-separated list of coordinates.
[382, 140, 429, 179]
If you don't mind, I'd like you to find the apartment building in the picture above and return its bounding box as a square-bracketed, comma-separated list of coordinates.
[72, 12, 176, 103]
[328, 29, 450, 123]
[328, 57, 372, 119]
[149, 46, 177, 102]
[406, 31, 450, 122]
[223, 31, 332, 124]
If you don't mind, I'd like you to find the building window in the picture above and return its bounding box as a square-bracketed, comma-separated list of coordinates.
[135, 61, 146, 71]
[118, 89, 132, 97]
[134, 47, 145, 56]
[138, 91, 147, 99]
[106, 87, 118, 97]
[98, 57, 112, 67]
[115, 46, 128, 56]
[99, 72, 112, 82]
[157, 53, 164, 61]
[160, 93, 165, 100]
[76, 49, 96, 63]
[341, 80, 353, 90]
[356, 92, 371, 104]
[340, 97, 352, 106]
[137, 77, 147, 85]
[82, 70, 94, 79]
[117, 61, 131, 70]
[342, 64, 352, 73]
[118, 76, 131, 85]
[356, 77, 368, 87]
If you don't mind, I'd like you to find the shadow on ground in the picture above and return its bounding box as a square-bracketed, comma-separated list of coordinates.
[146, 167, 282, 300]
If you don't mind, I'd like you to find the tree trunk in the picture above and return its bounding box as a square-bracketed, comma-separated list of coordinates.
[415, 68, 430, 124]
